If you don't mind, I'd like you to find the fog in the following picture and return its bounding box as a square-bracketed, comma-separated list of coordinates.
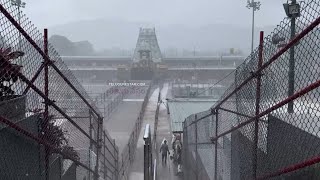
[23, 0, 289, 53]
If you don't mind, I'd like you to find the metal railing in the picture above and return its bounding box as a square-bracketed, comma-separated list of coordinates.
[153, 159, 157, 180]
[143, 124, 153, 180]
[93, 86, 139, 119]
[183, 1, 320, 179]
[153, 91, 161, 159]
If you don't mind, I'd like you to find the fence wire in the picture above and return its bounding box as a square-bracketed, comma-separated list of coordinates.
[183, 0, 320, 179]
[0, 1, 120, 179]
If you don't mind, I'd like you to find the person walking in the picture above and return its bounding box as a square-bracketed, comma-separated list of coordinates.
[160, 139, 170, 165]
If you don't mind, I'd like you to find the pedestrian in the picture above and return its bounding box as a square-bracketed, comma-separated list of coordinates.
[160, 139, 170, 165]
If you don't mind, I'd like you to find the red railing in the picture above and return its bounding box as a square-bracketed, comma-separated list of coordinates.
[0, 1, 118, 179]
[183, 0, 320, 179]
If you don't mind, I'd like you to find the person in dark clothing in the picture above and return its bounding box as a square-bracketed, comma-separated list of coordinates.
[160, 139, 170, 165]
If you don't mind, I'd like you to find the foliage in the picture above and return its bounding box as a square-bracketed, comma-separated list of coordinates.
[0, 47, 24, 97]
[35, 111, 80, 161]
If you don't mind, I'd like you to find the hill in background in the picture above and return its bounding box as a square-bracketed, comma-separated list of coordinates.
[48, 18, 276, 56]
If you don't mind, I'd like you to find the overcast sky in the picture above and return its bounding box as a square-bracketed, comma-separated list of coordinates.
[23, 0, 288, 29]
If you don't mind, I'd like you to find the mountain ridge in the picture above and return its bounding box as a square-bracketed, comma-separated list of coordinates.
[48, 18, 276, 54]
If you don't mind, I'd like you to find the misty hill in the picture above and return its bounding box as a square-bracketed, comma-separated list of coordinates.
[49, 35, 95, 56]
[49, 18, 276, 55]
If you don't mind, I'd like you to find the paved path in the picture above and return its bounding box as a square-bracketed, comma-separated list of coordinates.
[128, 87, 159, 180]
[104, 86, 148, 154]
[156, 83, 182, 180]
[129, 83, 182, 180]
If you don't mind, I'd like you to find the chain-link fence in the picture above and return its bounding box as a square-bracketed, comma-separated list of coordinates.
[93, 86, 144, 119]
[171, 82, 229, 98]
[0, 1, 119, 179]
[183, 1, 320, 179]
[118, 84, 152, 180]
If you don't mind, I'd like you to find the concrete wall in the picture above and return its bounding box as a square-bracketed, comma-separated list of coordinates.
[0, 113, 77, 180]
[230, 128, 267, 180]
[230, 115, 320, 180]
[0, 115, 44, 180]
[49, 156, 62, 180]
[62, 162, 77, 180]
[266, 115, 320, 180]
[0, 95, 26, 129]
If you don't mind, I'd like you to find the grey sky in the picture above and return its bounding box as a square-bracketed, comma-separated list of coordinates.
[23, 0, 288, 28]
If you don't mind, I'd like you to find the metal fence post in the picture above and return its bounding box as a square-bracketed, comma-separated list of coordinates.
[89, 110, 93, 180]
[183, 121, 187, 179]
[89, 110, 93, 137]
[144, 144, 148, 180]
[150, 141, 153, 178]
[121, 156, 124, 179]
[103, 131, 106, 180]
[214, 109, 218, 180]
[95, 117, 103, 180]
[253, 31, 264, 179]
[43, 28, 50, 180]
[129, 142, 131, 163]
[195, 114, 198, 180]
[114, 139, 118, 180]
[147, 143, 150, 180]
[288, 0, 297, 113]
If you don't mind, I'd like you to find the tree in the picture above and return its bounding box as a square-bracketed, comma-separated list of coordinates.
[0, 47, 24, 98]
[35, 112, 80, 161]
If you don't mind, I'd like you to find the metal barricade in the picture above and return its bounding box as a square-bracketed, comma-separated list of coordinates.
[143, 124, 153, 180]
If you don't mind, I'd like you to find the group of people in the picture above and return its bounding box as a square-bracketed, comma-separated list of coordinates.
[159, 134, 183, 173]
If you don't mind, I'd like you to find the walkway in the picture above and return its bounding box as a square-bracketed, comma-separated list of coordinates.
[128, 83, 182, 180]
[128, 87, 159, 180]
[104, 86, 148, 153]
[156, 83, 182, 180]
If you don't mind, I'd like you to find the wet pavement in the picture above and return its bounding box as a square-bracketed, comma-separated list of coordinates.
[129, 83, 183, 180]
[104, 87, 148, 154]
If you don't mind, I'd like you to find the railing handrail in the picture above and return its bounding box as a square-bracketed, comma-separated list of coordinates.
[153, 158, 157, 180]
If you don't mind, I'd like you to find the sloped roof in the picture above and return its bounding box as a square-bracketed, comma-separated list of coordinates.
[168, 99, 217, 132]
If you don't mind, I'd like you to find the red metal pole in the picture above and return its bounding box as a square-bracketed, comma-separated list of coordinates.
[211, 78, 320, 142]
[211, 15, 320, 109]
[95, 116, 103, 180]
[214, 109, 218, 180]
[44, 28, 49, 180]
[0, 3, 102, 120]
[114, 139, 119, 180]
[257, 155, 320, 180]
[23, 63, 45, 94]
[218, 107, 253, 119]
[17, 72, 98, 145]
[0, 52, 97, 144]
[252, 31, 264, 179]
[195, 114, 199, 180]
[89, 110, 93, 179]
[103, 131, 106, 179]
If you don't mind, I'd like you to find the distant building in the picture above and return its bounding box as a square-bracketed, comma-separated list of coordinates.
[132, 28, 162, 63]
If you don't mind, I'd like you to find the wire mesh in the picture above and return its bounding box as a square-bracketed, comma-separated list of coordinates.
[0, 1, 120, 179]
[183, 0, 320, 179]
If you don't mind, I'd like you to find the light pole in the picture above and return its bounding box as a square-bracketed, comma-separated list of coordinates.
[11, 0, 26, 67]
[193, 46, 196, 56]
[283, 0, 300, 113]
[246, 0, 261, 55]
